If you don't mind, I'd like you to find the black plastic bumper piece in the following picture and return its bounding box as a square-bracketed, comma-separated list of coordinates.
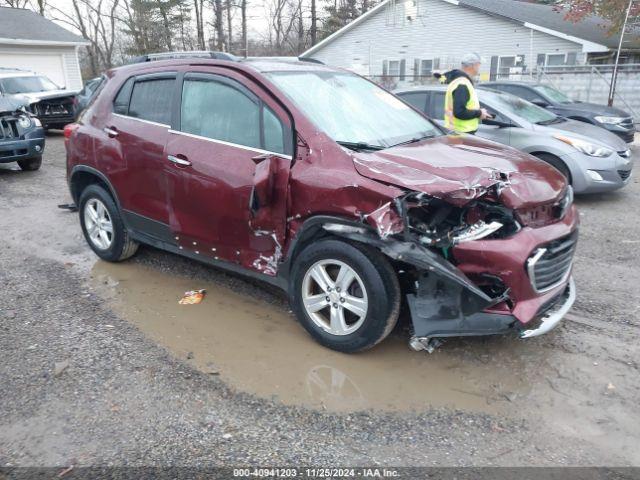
[407, 272, 515, 338]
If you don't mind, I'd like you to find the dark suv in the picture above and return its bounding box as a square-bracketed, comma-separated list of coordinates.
[65, 58, 578, 352]
[483, 81, 636, 143]
[0, 94, 45, 171]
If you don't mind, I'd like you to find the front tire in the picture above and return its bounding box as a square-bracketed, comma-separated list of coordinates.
[17, 156, 42, 171]
[78, 184, 139, 262]
[290, 239, 400, 353]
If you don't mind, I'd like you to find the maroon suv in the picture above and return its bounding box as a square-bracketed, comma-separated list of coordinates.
[65, 58, 578, 353]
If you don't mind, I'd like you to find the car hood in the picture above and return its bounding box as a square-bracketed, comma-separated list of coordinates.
[534, 118, 628, 151]
[552, 101, 629, 117]
[16, 90, 78, 103]
[0, 94, 30, 114]
[352, 135, 566, 209]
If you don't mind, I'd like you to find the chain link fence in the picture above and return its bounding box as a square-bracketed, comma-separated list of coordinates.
[368, 63, 640, 122]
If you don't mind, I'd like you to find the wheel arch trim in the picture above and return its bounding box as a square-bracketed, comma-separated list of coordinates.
[69, 165, 122, 211]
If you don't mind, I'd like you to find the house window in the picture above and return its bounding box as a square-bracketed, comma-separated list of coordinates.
[546, 53, 566, 66]
[498, 56, 516, 74]
[388, 60, 401, 76]
[420, 59, 433, 76]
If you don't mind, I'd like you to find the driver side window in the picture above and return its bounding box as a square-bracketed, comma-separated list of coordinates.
[180, 74, 290, 155]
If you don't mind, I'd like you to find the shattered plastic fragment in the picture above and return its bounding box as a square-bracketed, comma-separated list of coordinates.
[364, 202, 404, 238]
[179, 289, 206, 305]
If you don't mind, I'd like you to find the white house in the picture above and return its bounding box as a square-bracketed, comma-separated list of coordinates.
[300, 0, 640, 83]
[0, 7, 88, 90]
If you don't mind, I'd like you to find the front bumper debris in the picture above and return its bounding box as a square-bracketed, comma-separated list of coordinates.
[519, 277, 576, 338]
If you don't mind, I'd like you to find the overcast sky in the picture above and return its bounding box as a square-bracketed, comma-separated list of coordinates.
[45, 0, 278, 43]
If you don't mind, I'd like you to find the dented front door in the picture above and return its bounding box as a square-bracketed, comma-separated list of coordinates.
[164, 69, 293, 275]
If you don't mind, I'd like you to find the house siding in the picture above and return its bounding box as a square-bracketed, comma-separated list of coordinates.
[307, 0, 584, 82]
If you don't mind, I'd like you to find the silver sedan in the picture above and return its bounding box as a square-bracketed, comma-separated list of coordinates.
[395, 86, 633, 194]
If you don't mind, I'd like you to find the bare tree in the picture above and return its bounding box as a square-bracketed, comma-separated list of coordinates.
[50, 0, 120, 76]
[211, 0, 226, 50]
[193, 0, 205, 49]
[225, 0, 234, 51]
[266, 0, 297, 53]
[0, 0, 30, 8]
[310, 0, 317, 45]
[241, 0, 247, 56]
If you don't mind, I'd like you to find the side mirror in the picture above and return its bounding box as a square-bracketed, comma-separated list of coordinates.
[531, 99, 549, 108]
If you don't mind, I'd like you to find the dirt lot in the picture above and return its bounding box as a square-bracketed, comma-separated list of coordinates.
[1, 134, 639, 468]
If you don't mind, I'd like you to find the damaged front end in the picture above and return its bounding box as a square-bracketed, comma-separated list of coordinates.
[324, 180, 577, 350]
[0, 95, 45, 163]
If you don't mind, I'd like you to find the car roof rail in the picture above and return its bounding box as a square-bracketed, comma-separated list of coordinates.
[129, 51, 238, 64]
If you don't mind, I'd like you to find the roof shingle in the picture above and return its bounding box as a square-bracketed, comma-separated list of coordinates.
[0, 7, 88, 45]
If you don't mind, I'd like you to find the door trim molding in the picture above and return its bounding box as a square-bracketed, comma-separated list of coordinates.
[168, 129, 293, 160]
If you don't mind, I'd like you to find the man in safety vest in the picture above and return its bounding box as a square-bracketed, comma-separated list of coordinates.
[443, 53, 491, 134]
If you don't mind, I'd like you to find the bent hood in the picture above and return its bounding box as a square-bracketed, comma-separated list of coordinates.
[16, 90, 78, 103]
[0, 94, 30, 114]
[352, 135, 566, 209]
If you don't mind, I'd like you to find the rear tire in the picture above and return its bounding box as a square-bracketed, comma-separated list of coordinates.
[78, 184, 139, 262]
[533, 152, 572, 184]
[290, 239, 400, 353]
[17, 156, 42, 171]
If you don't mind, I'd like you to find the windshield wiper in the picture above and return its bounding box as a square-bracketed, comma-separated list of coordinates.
[388, 132, 437, 148]
[536, 117, 563, 126]
[336, 141, 385, 151]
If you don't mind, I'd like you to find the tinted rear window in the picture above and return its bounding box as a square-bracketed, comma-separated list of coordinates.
[128, 78, 175, 125]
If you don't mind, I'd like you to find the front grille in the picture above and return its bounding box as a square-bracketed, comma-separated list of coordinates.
[618, 170, 631, 181]
[0, 117, 19, 139]
[527, 231, 577, 292]
[35, 99, 73, 118]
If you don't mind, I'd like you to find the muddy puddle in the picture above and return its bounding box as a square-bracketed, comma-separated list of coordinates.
[90, 261, 544, 413]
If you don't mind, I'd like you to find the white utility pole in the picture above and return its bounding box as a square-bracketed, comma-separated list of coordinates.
[608, 0, 634, 106]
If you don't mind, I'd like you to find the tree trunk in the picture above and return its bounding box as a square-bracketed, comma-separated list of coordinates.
[241, 0, 247, 56]
[214, 0, 225, 50]
[310, 0, 317, 45]
[297, 0, 304, 54]
[158, 5, 173, 50]
[226, 0, 233, 52]
[194, 0, 206, 49]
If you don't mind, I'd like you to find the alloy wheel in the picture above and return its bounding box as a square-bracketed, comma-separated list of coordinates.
[301, 259, 368, 336]
[84, 198, 114, 250]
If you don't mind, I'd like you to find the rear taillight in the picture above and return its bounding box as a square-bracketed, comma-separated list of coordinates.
[64, 123, 79, 139]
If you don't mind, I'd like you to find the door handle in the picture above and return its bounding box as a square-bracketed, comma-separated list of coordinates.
[103, 126, 118, 137]
[167, 154, 192, 167]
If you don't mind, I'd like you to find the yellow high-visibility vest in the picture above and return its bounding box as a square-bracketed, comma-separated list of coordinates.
[444, 76, 480, 133]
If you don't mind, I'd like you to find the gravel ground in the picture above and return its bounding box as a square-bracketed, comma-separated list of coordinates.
[0, 134, 639, 470]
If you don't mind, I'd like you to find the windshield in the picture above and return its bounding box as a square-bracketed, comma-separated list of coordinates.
[533, 85, 572, 104]
[266, 70, 440, 148]
[0, 76, 60, 94]
[489, 92, 558, 124]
